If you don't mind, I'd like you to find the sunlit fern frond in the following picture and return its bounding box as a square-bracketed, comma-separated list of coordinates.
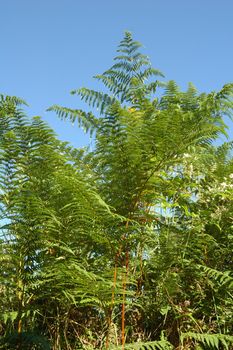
[198, 265, 233, 289]
[181, 332, 233, 350]
[47, 104, 99, 134]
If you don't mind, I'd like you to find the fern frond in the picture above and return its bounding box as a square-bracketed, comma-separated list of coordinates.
[0, 94, 28, 107]
[47, 105, 99, 134]
[109, 338, 173, 349]
[198, 265, 233, 289]
[181, 332, 233, 349]
[136, 67, 164, 83]
[71, 88, 117, 114]
[117, 31, 143, 54]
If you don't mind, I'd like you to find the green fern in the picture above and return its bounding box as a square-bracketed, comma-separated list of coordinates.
[109, 333, 173, 350]
[199, 265, 233, 289]
[1, 32, 233, 349]
[181, 332, 233, 349]
[47, 104, 99, 134]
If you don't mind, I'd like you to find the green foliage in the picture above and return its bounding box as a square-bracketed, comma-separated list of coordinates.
[47, 105, 98, 135]
[110, 339, 173, 350]
[0, 331, 51, 350]
[1, 32, 233, 349]
[181, 332, 233, 349]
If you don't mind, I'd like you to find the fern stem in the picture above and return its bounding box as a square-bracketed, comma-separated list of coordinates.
[106, 258, 118, 349]
[121, 250, 129, 350]
[16, 257, 24, 350]
[121, 275, 126, 350]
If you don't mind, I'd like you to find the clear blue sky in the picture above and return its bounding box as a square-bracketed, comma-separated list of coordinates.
[1, 0, 233, 147]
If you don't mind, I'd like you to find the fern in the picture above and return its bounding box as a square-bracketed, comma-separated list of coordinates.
[1, 33, 233, 349]
[109, 332, 173, 350]
[181, 332, 233, 349]
[199, 265, 233, 289]
[0, 95, 121, 348]
[48, 104, 99, 135]
[109, 341, 172, 350]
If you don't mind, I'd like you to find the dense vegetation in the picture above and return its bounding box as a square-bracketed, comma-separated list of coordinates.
[0, 33, 233, 349]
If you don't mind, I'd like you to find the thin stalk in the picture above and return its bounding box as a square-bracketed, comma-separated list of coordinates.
[121, 220, 129, 350]
[106, 254, 119, 349]
[121, 249, 129, 350]
[16, 257, 24, 350]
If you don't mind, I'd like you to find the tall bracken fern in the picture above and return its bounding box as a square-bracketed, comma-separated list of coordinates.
[1, 32, 233, 349]
[50, 32, 233, 349]
[0, 95, 121, 349]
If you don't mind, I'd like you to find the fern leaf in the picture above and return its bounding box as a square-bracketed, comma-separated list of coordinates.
[181, 332, 233, 349]
[47, 104, 99, 134]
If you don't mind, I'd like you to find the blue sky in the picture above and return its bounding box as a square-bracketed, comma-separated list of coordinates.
[1, 0, 233, 148]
